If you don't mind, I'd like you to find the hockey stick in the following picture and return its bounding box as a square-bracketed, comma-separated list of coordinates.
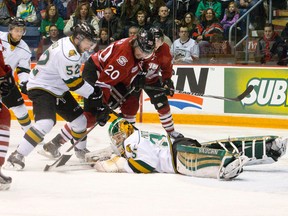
[44, 86, 136, 171]
[144, 85, 254, 102]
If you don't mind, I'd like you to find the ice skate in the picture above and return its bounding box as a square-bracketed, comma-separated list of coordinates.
[218, 155, 249, 180]
[5, 150, 25, 170]
[74, 147, 90, 162]
[169, 131, 184, 139]
[38, 141, 61, 159]
[0, 167, 12, 190]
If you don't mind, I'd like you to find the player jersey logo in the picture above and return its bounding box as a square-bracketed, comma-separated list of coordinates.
[116, 56, 128, 66]
[68, 50, 77, 57]
[126, 144, 132, 153]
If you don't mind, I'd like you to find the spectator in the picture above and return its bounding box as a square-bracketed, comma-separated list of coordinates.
[36, 24, 60, 59]
[37, 0, 67, 19]
[254, 23, 287, 66]
[195, 0, 222, 20]
[98, 7, 123, 42]
[16, 0, 38, 26]
[176, 12, 198, 38]
[142, 0, 165, 24]
[220, 1, 239, 40]
[39, 4, 65, 38]
[192, 8, 224, 56]
[153, 5, 174, 41]
[0, 0, 16, 26]
[219, 0, 234, 19]
[128, 25, 139, 37]
[281, 22, 288, 43]
[96, 27, 109, 50]
[133, 10, 151, 31]
[235, 0, 262, 30]
[173, 0, 195, 22]
[170, 26, 199, 64]
[91, 0, 117, 20]
[66, 0, 90, 18]
[64, 2, 99, 36]
[120, 0, 144, 29]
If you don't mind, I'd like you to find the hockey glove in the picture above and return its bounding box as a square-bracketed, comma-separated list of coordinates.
[19, 81, 28, 95]
[95, 104, 111, 127]
[0, 66, 15, 97]
[162, 78, 175, 96]
[87, 86, 104, 114]
[132, 74, 146, 91]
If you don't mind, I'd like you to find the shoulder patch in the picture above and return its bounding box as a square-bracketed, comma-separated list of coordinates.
[69, 50, 77, 57]
[116, 56, 128, 66]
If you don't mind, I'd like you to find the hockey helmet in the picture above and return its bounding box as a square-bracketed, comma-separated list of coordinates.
[108, 118, 134, 157]
[73, 22, 98, 43]
[136, 28, 155, 54]
[149, 27, 164, 39]
[8, 17, 26, 33]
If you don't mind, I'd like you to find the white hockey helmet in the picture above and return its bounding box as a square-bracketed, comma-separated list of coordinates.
[108, 118, 134, 157]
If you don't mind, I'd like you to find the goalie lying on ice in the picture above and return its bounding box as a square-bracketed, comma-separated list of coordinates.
[88, 118, 287, 180]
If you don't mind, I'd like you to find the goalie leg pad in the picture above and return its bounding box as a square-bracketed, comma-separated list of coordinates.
[176, 144, 249, 180]
[176, 144, 231, 179]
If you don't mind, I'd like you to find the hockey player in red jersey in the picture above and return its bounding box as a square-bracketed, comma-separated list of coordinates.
[121, 27, 184, 139]
[0, 39, 14, 190]
[38, 28, 156, 159]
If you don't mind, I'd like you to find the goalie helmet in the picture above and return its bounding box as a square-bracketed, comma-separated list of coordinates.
[108, 118, 134, 157]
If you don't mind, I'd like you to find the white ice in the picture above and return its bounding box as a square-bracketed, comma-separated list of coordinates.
[1, 120, 288, 216]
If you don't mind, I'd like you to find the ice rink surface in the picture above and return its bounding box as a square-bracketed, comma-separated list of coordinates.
[1, 120, 288, 216]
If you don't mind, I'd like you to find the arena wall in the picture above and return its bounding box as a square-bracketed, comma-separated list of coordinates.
[11, 64, 288, 129]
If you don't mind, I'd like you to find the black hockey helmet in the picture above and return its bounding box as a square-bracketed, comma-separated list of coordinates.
[149, 27, 164, 39]
[136, 28, 155, 54]
[8, 17, 26, 32]
[72, 22, 98, 43]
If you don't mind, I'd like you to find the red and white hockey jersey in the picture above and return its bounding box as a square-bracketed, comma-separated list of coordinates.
[90, 38, 141, 102]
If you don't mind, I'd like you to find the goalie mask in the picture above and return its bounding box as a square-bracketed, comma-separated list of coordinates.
[108, 118, 134, 157]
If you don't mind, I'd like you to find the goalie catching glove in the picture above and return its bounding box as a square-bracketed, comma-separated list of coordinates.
[162, 78, 174, 96]
[94, 154, 126, 172]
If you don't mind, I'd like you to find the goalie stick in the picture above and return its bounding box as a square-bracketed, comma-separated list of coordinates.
[144, 85, 254, 102]
[43, 86, 136, 172]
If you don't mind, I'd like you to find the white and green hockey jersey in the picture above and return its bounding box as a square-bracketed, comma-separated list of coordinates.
[27, 37, 93, 98]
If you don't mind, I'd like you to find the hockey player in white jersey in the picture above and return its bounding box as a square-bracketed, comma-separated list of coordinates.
[5, 23, 102, 170]
[0, 17, 32, 132]
[91, 118, 287, 180]
[170, 26, 199, 64]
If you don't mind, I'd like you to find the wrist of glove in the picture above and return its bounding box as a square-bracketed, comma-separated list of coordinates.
[88, 86, 104, 110]
[95, 104, 111, 127]
[19, 81, 28, 95]
[132, 74, 146, 91]
[162, 78, 175, 96]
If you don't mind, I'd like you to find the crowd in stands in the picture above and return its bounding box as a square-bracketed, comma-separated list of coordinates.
[0, 0, 288, 65]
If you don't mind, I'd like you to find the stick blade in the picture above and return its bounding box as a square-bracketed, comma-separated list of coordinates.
[43, 154, 73, 172]
[237, 85, 254, 101]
